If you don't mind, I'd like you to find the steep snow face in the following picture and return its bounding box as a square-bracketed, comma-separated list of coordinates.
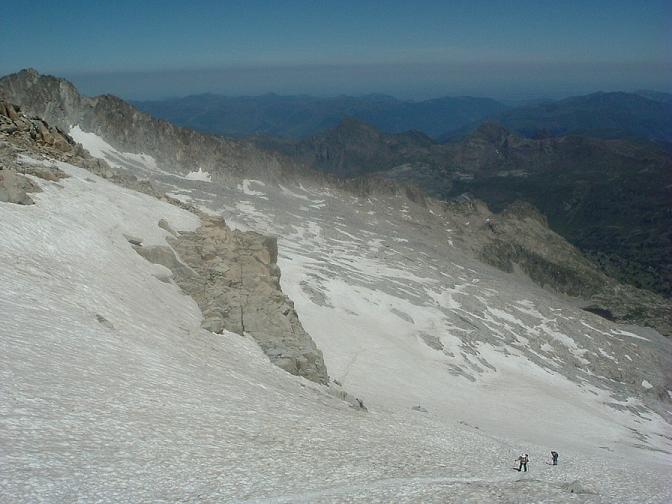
[2, 157, 672, 503]
[156, 171, 672, 462]
[69, 126, 210, 182]
[70, 125, 162, 173]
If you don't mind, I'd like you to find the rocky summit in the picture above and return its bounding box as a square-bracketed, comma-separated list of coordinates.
[1, 70, 671, 503]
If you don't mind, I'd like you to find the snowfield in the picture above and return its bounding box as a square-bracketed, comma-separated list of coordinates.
[210, 170, 672, 461]
[1, 136, 671, 502]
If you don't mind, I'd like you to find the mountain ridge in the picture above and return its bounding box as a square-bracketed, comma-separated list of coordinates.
[1, 69, 670, 335]
[131, 87, 672, 145]
[491, 91, 672, 142]
[258, 117, 672, 300]
[0, 69, 291, 183]
[132, 90, 508, 139]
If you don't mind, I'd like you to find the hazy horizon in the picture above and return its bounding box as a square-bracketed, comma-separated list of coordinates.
[4, 64, 671, 103]
[2, 0, 670, 101]
[56, 62, 672, 102]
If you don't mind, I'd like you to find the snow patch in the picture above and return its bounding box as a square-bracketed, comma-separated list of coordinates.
[69, 125, 160, 173]
[237, 179, 266, 196]
[184, 167, 212, 182]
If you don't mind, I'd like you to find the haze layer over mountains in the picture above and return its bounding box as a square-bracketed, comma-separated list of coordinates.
[134, 90, 672, 142]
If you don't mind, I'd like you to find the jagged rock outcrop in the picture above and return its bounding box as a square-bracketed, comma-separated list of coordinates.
[444, 124, 672, 299]
[0, 97, 90, 169]
[133, 215, 329, 384]
[0, 97, 168, 200]
[427, 197, 672, 337]
[0, 99, 78, 155]
[257, 117, 444, 179]
[255, 117, 452, 198]
[0, 69, 292, 182]
[0, 99, 71, 204]
[0, 168, 40, 205]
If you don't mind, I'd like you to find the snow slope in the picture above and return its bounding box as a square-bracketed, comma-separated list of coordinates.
[2, 134, 670, 502]
[169, 172, 671, 463]
[70, 125, 162, 174]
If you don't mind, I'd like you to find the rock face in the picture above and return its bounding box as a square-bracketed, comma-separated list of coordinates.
[1, 99, 74, 153]
[0, 98, 104, 175]
[444, 124, 672, 299]
[0, 99, 78, 155]
[133, 215, 329, 384]
[0, 168, 40, 205]
[256, 117, 444, 179]
[427, 197, 672, 338]
[0, 99, 75, 204]
[0, 96, 172, 201]
[0, 69, 291, 183]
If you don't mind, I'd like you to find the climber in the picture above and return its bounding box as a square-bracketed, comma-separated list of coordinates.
[515, 453, 529, 472]
[551, 450, 559, 466]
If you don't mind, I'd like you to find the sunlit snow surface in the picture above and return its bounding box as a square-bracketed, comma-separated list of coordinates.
[196, 180, 672, 457]
[70, 125, 162, 173]
[1, 134, 671, 502]
[185, 167, 212, 182]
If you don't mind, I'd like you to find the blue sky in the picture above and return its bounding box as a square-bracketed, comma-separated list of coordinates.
[2, 0, 670, 99]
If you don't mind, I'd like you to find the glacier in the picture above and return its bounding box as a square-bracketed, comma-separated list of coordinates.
[0, 122, 671, 503]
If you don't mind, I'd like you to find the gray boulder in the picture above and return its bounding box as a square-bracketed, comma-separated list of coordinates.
[0, 169, 40, 205]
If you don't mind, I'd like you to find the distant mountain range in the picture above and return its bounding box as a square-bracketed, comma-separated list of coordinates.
[260, 118, 672, 298]
[135, 90, 672, 143]
[493, 91, 672, 142]
[132, 93, 508, 139]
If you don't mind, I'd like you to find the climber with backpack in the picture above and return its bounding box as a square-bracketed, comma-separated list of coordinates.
[551, 450, 559, 465]
[515, 453, 529, 472]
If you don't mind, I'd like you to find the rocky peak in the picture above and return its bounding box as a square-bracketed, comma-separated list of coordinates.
[0, 99, 78, 204]
[0, 99, 78, 154]
[19, 68, 39, 77]
[0, 69, 87, 129]
[0, 69, 293, 183]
